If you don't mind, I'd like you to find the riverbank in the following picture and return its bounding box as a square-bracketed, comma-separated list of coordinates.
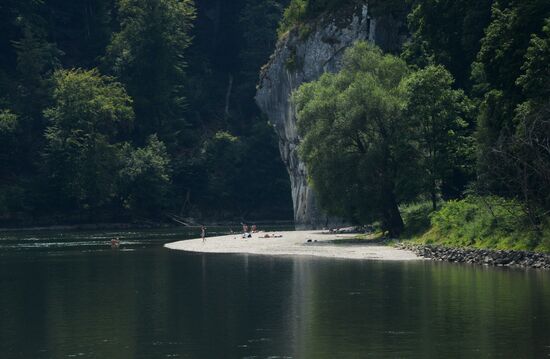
[397, 242, 550, 269]
[401, 197, 550, 253]
[0, 220, 294, 232]
[165, 230, 420, 261]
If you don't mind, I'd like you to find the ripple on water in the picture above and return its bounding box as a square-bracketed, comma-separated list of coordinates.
[247, 338, 272, 343]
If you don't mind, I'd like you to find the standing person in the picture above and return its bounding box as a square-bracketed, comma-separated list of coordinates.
[251, 224, 257, 233]
[242, 223, 249, 233]
[201, 225, 206, 243]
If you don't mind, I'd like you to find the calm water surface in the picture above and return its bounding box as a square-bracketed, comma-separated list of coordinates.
[1, 228, 549, 358]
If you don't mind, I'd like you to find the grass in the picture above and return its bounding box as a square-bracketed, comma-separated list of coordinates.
[400, 201, 434, 239]
[354, 231, 386, 241]
[405, 196, 550, 253]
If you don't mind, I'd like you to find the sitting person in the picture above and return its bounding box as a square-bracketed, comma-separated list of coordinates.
[260, 233, 282, 238]
[110, 237, 121, 248]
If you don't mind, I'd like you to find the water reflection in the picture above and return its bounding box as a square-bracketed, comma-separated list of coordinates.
[0, 248, 549, 358]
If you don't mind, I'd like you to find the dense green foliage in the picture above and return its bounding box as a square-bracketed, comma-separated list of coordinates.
[403, 0, 493, 89]
[182, 0, 293, 220]
[418, 197, 550, 252]
[278, 0, 407, 37]
[104, 0, 195, 143]
[295, 43, 412, 235]
[2, 0, 549, 242]
[289, 0, 550, 250]
[118, 135, 172, 216]
[0, 0, 292, 225]
[294, 43, 472, 235]
[43, 69, 134, 213]
[278, 0, 356, 35]
[403, 65, 474, 208]
[400, 201, 434, 238]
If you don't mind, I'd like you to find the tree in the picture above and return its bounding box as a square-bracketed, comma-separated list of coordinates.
[473, 1, 550, 203]
[105, 0, 195, 144]
[43, 69, 133, 213]
[403, 65, 474, 210]
[238, 0, 287, 126]
[201, 131, 245, 218]
[119, 135, 172, 217]
[45, 0, 115, 69]
[516, 18, 550, 101]
[0, 109, 19, 180]
[491, 18, 550, 226]
[294, 42, 417, 236]
[403, 0, 493, 89]
[0, 109, 23, 215]
[278, 0, 361, 35]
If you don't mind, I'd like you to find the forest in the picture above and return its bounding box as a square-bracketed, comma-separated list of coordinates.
[0, 0, 293, 226]
[287, 0, 550, 250]
[1, 0, 549, 252]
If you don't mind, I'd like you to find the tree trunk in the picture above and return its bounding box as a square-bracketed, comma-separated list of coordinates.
[381, 186, 404, 237]
[224, 74, 233, 122]
[431, 186, 437, 211]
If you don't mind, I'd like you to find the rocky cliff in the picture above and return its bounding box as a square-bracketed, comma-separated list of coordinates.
[255, 2, 406, 229]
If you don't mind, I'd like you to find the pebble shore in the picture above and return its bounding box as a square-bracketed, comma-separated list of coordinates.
[396, 243, 550, 269]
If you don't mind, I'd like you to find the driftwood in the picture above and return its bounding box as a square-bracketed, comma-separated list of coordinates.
[165, 213, 194, 226]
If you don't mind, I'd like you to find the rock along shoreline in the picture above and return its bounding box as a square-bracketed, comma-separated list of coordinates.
[396, 243, 550, 270]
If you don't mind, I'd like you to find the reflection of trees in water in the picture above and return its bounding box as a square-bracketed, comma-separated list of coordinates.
[1, 253, 550, 358]
[290, 260, 550, 357]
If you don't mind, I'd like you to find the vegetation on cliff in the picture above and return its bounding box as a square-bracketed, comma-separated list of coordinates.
[278, 0, 407, 37]
[291, 0, 550, 250]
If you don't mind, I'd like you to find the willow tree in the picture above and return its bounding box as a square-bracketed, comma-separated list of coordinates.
[294, 42, 417, 236]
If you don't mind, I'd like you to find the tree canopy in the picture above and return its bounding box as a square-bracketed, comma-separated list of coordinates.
[294, 42, 474, 235]
[295, 42, 413, 235]
[0, 0, 293, 225]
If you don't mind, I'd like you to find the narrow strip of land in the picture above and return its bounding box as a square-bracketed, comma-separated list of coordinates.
[165, 230, 420, 261]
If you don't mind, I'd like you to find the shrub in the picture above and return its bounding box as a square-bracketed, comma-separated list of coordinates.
[419, 196, 547, 251]
[400, 201, 434, 238]
[277, 0, 361, 37]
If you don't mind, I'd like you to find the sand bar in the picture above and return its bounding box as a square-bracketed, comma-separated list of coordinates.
[165, 230, 420, 261]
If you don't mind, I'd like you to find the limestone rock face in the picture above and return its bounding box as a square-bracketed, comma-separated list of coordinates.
[255, 2, 406, 229]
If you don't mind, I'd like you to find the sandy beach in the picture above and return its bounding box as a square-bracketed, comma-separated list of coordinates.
[165, 230, 420, 261]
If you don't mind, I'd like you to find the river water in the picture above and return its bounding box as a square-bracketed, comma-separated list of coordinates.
[1, 228, 549, 358]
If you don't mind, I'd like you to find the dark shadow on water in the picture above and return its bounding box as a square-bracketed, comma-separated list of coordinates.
[0, 234, 549, 358]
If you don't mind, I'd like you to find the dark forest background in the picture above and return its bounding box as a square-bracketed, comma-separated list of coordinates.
[0, 0, 293, 226]
[1, 0, 549, 240]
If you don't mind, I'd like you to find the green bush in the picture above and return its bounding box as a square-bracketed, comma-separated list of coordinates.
[400, 201, 434, 238]
[277, 0, 360, 37]
[418, 196, 547, 251]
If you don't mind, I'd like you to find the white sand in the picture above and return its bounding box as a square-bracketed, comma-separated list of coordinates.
[164, 230, 420, 261]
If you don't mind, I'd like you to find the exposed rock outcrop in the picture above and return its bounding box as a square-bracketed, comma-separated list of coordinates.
[255, 2, 406, 229]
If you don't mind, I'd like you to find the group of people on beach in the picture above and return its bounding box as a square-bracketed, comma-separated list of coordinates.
[200, 223, 283, 242]
[241, 223, 257, 238]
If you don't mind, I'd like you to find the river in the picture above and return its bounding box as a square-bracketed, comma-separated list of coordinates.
[1, 228, 549, 358]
